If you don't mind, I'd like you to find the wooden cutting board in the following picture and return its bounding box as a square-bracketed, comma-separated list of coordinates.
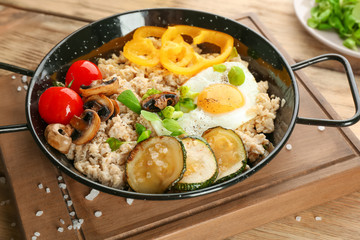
[1, 13, 360, 240]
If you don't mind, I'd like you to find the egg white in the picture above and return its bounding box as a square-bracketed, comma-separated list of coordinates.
[177, 61, 259, 136]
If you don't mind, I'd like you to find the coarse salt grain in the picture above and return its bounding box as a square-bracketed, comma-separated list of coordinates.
[59, 218, 65, 225]
[315, 216, 322, 221]
[23, 85, 28, 91]
[318, 126, 325, 132]
[286, 144, 292, 150]
[85, 189, 100, 201]
[295, 216, 302, 222]
[37, 183, 43, 189]
[35, 210, 43, 216]
[59, 183, 67, 189]
[31, 236, 37, 240]
[69, 211, 75, 217]
[57, 227, 64, 232]
[10, 222, 16, 227]
[58, 176, 63, 181]
[64, 194, 69, 199]
[34, 232, 40, 237]
[67, 225, 73, 230]
[21, 75, 27, 83]
[126, 198, 134, 205]
[46, 187, 50, 193]
[67, 200, 73, 207]
[94, 211, 102, 217]
[0, 176, 6, 184]
[11, 75, 16, 80]
[72, 219, 82, 229]
[79, 219, 84, 224]
[17, 86, 21, 92]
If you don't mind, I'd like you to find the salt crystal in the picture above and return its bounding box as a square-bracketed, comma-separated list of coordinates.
[34, 232, 40, 237]
[21, 75, 27, 83]
[11, 75, 16, 80]
[37, 183, 43, 189]
[79, 219, 84, 224]
[23, 85, 28, 91]
[31, 236, 37, 240]
[67, 225, 73, 230]
[286, 144, 292, 150]
[94, 211, 102, 217]
[58, 176, 63, 181]
[46, 187, 50, 193]
[0, 176, 6, 184]
[64, 194, 69, 199]
[67, 200, 73, 207]
[10, 222, 16, 227]
[69, 211, 75, 217]
[59, 183, 67, 189]
[318, 126, 325, 132]
[59, 218, 65, 225]
[315, 216, 322, 221]
[57, 227, 64, 232]
[126, 198, 134, 205]
[295, 216, 302, 222]
[72, 219, 81, 229]
[17, 86, 21, 92]
[35, 210, 43, 216]
[0, 201, 5, 206]
[85, 189, 100, 201]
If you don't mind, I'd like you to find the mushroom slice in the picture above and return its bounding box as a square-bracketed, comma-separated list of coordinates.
[44, 123, 73, 154]
[110, 99, 120, 117]
[79, 76, 119, 97]
[141, 91, 179, 112]
[83, 94, 114, 122]
[70, 109, 101, 145]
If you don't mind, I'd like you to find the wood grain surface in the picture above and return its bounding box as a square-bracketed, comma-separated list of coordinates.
[0, 0, 360, 239]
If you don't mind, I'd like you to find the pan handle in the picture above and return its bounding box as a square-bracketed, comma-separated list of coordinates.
[291, 54, 360, 127]
[0, 62, 34, 133]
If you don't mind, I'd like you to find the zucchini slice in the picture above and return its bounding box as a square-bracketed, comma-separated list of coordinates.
[202, 126, 247, 183]
[174, 136, 218, 191]
[126, 136, 186, 194]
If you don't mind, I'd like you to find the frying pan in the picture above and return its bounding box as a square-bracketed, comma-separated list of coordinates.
[0, 8, 359, 200]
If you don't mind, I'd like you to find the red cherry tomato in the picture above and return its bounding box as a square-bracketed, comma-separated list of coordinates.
[38, 87, 84, 125]
[65, 60, 102, 94]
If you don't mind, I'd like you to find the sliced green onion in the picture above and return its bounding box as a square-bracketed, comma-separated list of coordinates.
[228, 66, 245, 86]
[142, 88, 162, 100]
[213, 64, 227, 72]
[106, 137, 126, 151]
[162, 118, 185, 136]
[140, 110, 161, 122]
[228, 47, 239, 59]
[135, 123, 147, 135]
[137, 130, 152, 142]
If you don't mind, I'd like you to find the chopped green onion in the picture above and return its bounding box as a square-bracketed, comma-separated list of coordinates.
[117, 90, 141, 114]
[142, 88, 162, 100]
[179, 86, 199, 99]
[106, 137, 126, 151]
[162, 119, 185, 136]
[228, 66, 245, 86]
[135, 123, 147, 135]
[228, 47, 239, 59]
[179, 98, 197, 113]
[213, 64, 227, 72]
[137, 130, 152, 142]
[52, 80, 65, 87]
[162, 106, 175, 119]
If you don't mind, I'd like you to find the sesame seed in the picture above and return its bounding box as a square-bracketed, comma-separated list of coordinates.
[94, 211, 102, 217]
[318, 126, 325, 132]
[35, 210, 43, 216]
[295, 216, 301, 222]
[286, 144, 292, 150]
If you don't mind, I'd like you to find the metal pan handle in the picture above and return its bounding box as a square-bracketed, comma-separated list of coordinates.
[0, 62, 35, 133]
[291, 54, 360, 127]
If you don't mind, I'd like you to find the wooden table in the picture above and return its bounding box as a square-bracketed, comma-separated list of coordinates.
[1, 0, 360, 239]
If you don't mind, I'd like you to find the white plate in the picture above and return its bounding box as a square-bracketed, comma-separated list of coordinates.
[293, 0, 360, 58]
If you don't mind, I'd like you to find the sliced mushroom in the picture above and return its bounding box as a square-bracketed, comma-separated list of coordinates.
[70, 109, 101, 145]
[83, 94, 114, 122]
[110, 99, 120, 117]
[79, 76, 119, 98]
[44, 123, 73, 154]
[141, 91, 179, 112]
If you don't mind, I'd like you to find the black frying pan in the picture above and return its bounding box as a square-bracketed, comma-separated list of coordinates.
[1, 8, 359, 200]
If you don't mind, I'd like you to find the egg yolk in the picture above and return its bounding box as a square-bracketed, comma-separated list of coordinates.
[197, 83, 244, 114]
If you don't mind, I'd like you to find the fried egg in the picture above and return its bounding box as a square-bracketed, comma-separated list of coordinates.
[177, 61, 259, 136]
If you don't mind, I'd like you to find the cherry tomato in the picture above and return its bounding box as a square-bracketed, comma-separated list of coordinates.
[65, 60, 102, 94]
[38, 87, 84, 125]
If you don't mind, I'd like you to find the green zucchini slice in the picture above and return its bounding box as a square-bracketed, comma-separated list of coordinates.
[202, 126, 247, 183]
[174, 136, 218, 191]
[126, 136, 186, 194]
